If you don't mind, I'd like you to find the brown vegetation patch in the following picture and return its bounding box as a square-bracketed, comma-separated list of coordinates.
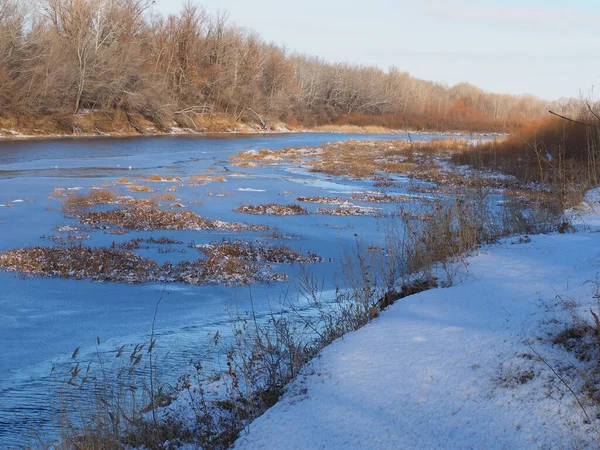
[0, 246, 158, 283]
[77, 207, 268, 232]
[49, 188, 67, 199]
[196, 239, 322, 264]
[296, 196, 349, 205]
[128, 184, 153, 193]
[145, 174, 183, 182]
[154, 193, 179, 202]
[189, 175, 227, 185]
[175, 256, 287, 286]
[61, 189, 160, 212]
[234, 203, 308, 216]
[230, 139, 501, 190]
[62, 189, 117, 212]
[316, 206, 383, 217]
[350, 193, 412, 203]
[112, 236, 184, 250]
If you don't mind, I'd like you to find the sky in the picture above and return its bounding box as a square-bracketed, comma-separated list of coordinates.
[154, 0, 600, 101]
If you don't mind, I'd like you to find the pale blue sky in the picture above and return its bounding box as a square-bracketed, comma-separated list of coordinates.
[154, 0, 600, 100]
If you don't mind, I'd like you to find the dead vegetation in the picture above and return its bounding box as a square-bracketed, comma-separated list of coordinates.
[350, 193, 412, 203]
[196, 239, 322, 264]
[0, 239, 319, 286]
[316, 206, 383, 217]
[0, 245, 158, 283]
[59, 189, 160, 213]
[231, 139, 514, 191]
[234, 203, 308, 216]
[76, 207, 268, 232]
[145, 175, 183, 182]
[296, 196, 349, 205]
[189, 175, 227, 185]
[128, 184, 153, 193]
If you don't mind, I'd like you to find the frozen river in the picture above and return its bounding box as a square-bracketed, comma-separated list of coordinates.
[0, 132, 450, 447]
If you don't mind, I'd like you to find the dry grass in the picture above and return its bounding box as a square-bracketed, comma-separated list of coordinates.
[316, 206, 382, 217]
[309, 124, 393, 134]
[452, 116, 600, 208]
[76, 207, 268, 232]
[62, 189, 118, 212]
[115, 177, 130, 184]
[153, 193, 179, 202]
[234, 203, 308, 216]
[230, 139, 501, 189]
[350, 193, 413, 203]
[189, 175, 227, 186]
[0, 245, 158, 282]
[60, 189, 161, 213]
[49, 188, 68, 199]
[128, 184, 153, 193]
[296, 196, 349, 205]
[112, 236, 184, 250]
[145, 174, 183, 182]
[196, 239, 322, 264]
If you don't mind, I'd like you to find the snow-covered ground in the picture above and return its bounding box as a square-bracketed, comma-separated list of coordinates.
[235, 191, 600, 449]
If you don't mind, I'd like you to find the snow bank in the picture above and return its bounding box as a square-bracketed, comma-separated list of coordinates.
[235, 195, 600, 449]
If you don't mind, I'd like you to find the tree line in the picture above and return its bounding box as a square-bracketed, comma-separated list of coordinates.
[0, 0, 560, 133]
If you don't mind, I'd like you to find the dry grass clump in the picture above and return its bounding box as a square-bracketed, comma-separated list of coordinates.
[49, 187, 67, 199]
[350, 193, 412, 203]
[0, 244, 287, 286]
[115, 177, 130, 184]
[62, 189, 118, 212]
[452, 115, 600, 208]
[145, 174, 183, 182]
[230, 139, 492, 188]
[61, 190, 160, 212]
[0, 245, 158, 282]
[128, 184, 153, 193]
[316, 206, 382, 217]
[189, 175, 227, 185]
[112, 236, 184, 250]
[234, 203, 308, 216]
[230, 147, 312, 167]
[197, 239, 322, 264]
[116, 196, 159, 208]
[175, 256, 287, 286]
[77, 207, 268, 232]
[296, 196, 349, 205]
[153, 193, 179, 201]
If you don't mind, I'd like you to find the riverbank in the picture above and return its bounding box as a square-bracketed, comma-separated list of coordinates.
[0, 112, 506, 142]
[233, 190, 600, 449]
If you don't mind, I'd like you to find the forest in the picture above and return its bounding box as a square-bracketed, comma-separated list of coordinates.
[0, 0, 569, 134]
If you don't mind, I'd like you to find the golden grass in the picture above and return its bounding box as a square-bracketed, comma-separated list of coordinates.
[189, 174, 227, 186]
[145, 174, 183, 182]
[153, 193, 179, 201]
[128, 184, 153, 193]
